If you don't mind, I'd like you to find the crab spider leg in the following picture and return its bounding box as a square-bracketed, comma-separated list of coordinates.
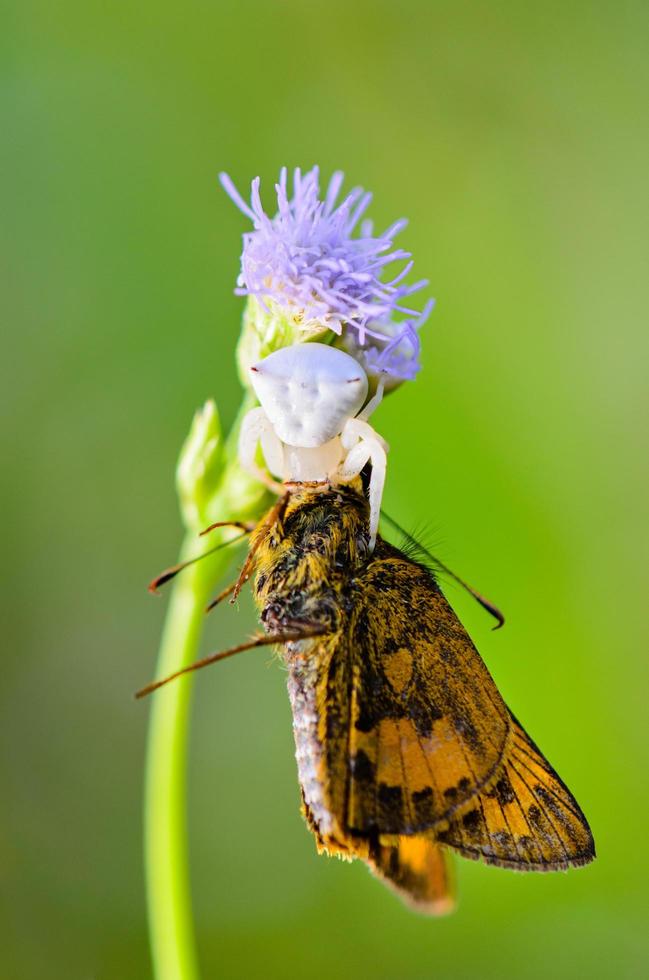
[238, 406, 284, 493]
[339, 433, 386, 551]
[340, 417, 389, 454]
[357, 377, 385, 422]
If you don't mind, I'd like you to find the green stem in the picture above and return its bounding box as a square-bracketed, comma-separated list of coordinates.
[144, 536, 230, 980]
[143, 393, 268, 980]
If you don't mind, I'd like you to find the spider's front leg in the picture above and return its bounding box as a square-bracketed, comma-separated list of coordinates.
[238, 407, 285, 494]
[339, 418, 388, 551]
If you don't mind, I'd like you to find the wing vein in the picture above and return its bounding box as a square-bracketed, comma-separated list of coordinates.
[508, 759, 571, 863]
[510, 750, 583, 823]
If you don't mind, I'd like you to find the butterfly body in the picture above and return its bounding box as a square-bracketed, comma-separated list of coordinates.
[251, 481, 595, 912]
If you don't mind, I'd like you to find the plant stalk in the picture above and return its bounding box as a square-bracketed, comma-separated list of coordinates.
[143, 531, 240, 980]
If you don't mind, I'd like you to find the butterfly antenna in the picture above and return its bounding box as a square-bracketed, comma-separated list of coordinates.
[199, 519, 256, 537]
[148, 531, 249, 594]
[381, 511, 505, 630]
[135, 626, 328, 698]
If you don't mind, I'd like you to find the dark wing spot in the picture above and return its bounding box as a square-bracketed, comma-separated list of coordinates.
[461, 808, 482, 838]
[412, 786, 435, 824]
[491, 774, 516, 806]
[444, 776, 471, 802]
[377, 784, 404, 825]
[534, 785, 578, 838]
[350, 750, 375, 784]
[452, 715, 480, 751]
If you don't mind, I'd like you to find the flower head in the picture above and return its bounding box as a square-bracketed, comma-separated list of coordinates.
[220, 167, 433, 383]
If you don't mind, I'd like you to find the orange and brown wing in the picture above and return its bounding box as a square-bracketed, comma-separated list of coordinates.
[289, 536, 593, 885]
[367, 836, 456, 916]
[436, 714, 595, 870]
[344, 545, 512, 835]
[300, 789, 456, 916]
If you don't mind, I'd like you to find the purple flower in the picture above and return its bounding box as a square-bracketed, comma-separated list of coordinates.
[353, 302, 434, 384]
[220, 167, 432, 380]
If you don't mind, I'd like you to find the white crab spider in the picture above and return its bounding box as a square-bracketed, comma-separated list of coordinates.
[238, 343, 388, 550]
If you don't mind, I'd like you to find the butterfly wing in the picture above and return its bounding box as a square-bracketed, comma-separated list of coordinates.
[344, 543, 512, 835]
[286, 536, 593, 886]
[367, 836, 456, 915]
[436, 714, 595, 869]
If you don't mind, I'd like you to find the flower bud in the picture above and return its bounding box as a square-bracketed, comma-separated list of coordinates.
[175, 400, 224, 531]
[236, 296, 332, 386]
[176, 396, 271, 533]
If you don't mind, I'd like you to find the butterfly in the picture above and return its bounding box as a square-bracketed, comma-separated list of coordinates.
[139, 478, 595, 913]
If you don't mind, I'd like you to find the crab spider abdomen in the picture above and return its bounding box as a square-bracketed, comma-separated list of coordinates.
[249, 343, 369, 448]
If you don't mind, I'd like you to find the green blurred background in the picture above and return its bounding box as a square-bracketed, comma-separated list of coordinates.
[3, 1, 648, 977]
